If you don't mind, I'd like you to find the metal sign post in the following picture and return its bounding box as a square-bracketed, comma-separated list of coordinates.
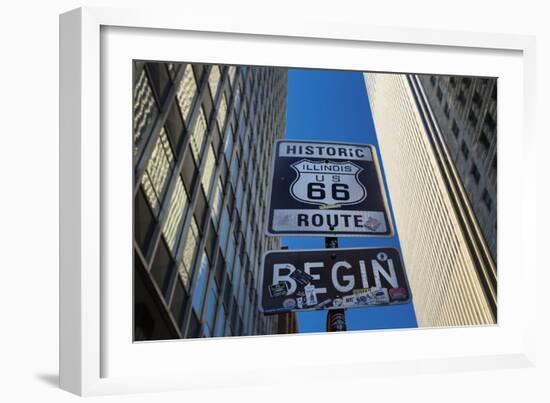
[325, 237, 346, 332]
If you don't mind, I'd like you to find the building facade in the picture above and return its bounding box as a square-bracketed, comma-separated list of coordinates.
[133, 61, 288, 340]
[417, 75, 497, 260]
[277, 312, 299, 334]
[364, 73, 496, 327]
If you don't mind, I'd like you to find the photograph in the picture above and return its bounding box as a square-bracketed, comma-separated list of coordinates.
[133, 61, 497, 341]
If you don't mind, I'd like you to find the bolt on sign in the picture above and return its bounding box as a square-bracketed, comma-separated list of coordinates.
[259, 247, 411, 314]
[266, 140, 392, 236]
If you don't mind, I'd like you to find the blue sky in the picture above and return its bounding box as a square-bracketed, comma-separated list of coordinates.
[284, 68, 417, 332]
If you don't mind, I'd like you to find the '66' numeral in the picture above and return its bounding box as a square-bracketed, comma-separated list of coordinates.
[306, 183, 350, 201]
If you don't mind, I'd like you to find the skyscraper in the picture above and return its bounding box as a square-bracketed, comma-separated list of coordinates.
[364, 73, 496, 327]
[133, 62, 289, 340]
[418, 75, 497, 260]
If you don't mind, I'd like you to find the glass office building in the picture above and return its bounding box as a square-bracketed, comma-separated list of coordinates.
[133, 61, 288, 340]
[418, 75, 497, 261]
[364, 73, 496, 327]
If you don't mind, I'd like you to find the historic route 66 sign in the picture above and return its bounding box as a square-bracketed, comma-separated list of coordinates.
[266, 140, 393, 236]
[289, 160, 367, 206]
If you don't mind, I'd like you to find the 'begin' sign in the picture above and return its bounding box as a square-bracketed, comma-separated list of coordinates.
[259, 247, 411, 314]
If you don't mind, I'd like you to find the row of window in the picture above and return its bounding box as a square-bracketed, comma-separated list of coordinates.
[134, 61, 285, 339]
[426, 74, 496, 230]
[427, 75, 497, 177]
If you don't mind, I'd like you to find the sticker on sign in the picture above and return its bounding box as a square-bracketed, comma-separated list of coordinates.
[266, 140, 392, 236]
[259, 247, 412, 314]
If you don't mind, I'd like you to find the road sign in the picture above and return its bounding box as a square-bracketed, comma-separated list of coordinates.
[259, 247, 411, 314]
[266, 140, 392, 236]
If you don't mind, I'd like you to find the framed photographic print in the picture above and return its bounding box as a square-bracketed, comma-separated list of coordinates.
[60, 6, 537, 397]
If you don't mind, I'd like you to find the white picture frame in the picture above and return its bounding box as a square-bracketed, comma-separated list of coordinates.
[59, 6, 537, 397]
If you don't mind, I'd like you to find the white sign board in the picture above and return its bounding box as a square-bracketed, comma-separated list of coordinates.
[266, 140, 393, 236]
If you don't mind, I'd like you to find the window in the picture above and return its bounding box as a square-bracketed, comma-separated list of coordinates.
[242, 292, 250, 332]
[484, 113, 496, 131]
[166, 62, 178, 78]
[186, 309, 201, 338]
[151, 237, 174, 293]
[204, 280, 219, 333]
[135, 188, 156, 251]
[242, 135, 250, 162]
[170, 277, 188, 327]
[194, 188, 208, 228]
[458, 90, 466, 106]
[135, 302, 154, 341]
[232, 257, 242, 298]
[461, 141, 469, 159]
[179, 218, 200, 289]
[462, 77, 472, 88]
[205, 219, 218, 261]
[162, 177, 188, 254]
[444, 102, 450, 118]
[133, 70, 159, 157]
[236, 315, 243, 336]
[436, 86, 443, 102]
[238, 271, 246, 311]
[146, 63, 171, 105]
[225, 234, 236, 274]
[218, 157, 228, 186]
[216, 94, 228, 133]
[201, 144, 217, 196]
[236, 178, 244, 211]
[482, 189, 492, 211]
[230, 297, 238, 333]
[233, 86, 242, 113]
[468, 109, 478, 127]
[235, 138, 242, 163]
[228, 66, 237, 86]
[165, 101, 185, 151]
[452, 120, 459, 138]
[214, 253, 225, 287]
[190, 107, 207, 161]
[225, 322, 232, 337]
[141, 127, 174, 214]
[238, 111, 246, 141]
[240, 193, 250, 225]
[479, 131, 490, 150]
[208, 65, 221, 99]
[249, 102, 256, 123]
[191, 251, 210, 315]
[210, 179, 224, 227]
[430, 76, 436, 86]
[230, 157, 239, 188]
[472, 90, 482, 108]
[223, 275, 232, 310]
[176, 64, 198, 124]
[214, 305, 226, 337]
[224, 125, 234, 163]
[471, 163, 480, 183]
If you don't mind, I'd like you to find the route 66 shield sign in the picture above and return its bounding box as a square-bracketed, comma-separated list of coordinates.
[290, 159, 367, 206]
[266, 140, 393, 236]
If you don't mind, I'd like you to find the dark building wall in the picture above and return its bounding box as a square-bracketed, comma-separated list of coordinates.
[277, 312, 299, 334]
[418, 75, 497, 261]
[133, 62, 287, 339]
